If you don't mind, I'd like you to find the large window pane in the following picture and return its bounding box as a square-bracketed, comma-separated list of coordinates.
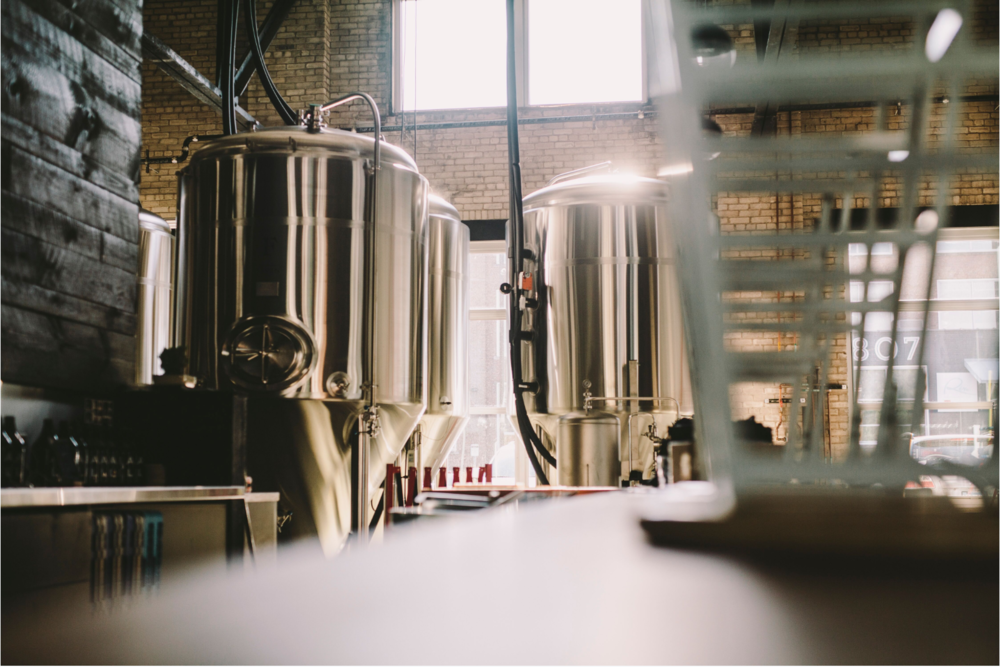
[468, 319, 510, 407]
[468, 252, 508, 310]
[442, 414, 520, 482]
[401, 0, 507, 110]
[528, 0, 643, 105]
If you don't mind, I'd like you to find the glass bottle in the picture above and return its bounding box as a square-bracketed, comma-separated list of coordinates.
[57, 421, 82, 486]
[31, 419, 59, 487]
[2, 417, 28, 487]
[96, 424, 112, 486]
[70, 421, 91, 486]
[83, 423, 101, 486]
[105, 424, 121, 487]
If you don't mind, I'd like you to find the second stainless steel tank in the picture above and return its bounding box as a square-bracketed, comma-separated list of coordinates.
[418, 195, 469, 473]
[173, 126, 428, 553]
[520, 173, 692, 486]
[135, 209, 174, 385]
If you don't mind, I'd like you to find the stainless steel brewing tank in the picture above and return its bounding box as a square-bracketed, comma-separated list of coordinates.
[520, 174, 693, 485]
[135, 210, 174, 385]
[557, 411, 621, 486]
[418, 195, 469, 472]
[174, 127, 428, 553]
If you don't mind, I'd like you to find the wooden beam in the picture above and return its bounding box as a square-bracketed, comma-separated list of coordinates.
[142, 31, 258, 130]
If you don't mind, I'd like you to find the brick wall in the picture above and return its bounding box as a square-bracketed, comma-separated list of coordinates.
[139, 0, 997, 458]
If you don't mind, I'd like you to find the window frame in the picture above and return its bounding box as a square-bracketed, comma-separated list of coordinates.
[391, 0, 649, 114]
[847, 226, 1000, 438]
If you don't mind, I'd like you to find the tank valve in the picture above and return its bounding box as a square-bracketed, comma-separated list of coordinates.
[500, 282, 513, 294]
[520, 248, 535, 261]
[304, 103, 324, 133]
[517, 382, 539, 393]
[520, 296, 538, 310]
[517, 330, 535, 342]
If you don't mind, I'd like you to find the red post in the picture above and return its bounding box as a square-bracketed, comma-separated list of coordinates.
[452, 467, 460, 486]
[438, 467, 448, 488]
[465, 466, 473, 483]
[423, 466, 432, 490]
[478, 467, 486, 483]
[485, 463, 493, 484]
[406, 466, 417, 507]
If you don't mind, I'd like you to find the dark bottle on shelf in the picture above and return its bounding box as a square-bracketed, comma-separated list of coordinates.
[82, 423, 101, 486]
[57, 421, 82, 486]
[70, 421, 91, 486]
[2, 417, 28, 487]
[96, 425, 112, 486]
[31, 419, 60, 486]
[105, 424, 121, 487]
[120, 426, 139, 487]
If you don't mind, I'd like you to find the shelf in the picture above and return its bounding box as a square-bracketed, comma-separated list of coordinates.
[0, 486, 246, 509]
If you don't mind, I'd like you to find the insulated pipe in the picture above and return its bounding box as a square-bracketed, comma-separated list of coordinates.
[219, 0, 238, 135]
[243, 0, 297, 125]
[235, 0, 298, 97]
[504, 0, 551, 485]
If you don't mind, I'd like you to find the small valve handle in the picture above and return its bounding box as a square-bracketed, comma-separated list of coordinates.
[500, 283, 513, 295]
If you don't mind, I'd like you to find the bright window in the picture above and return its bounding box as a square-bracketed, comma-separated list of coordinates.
[849, 228, 999, 457]
[440, 242, 535, 485]
[399, 0, 508, 111]
[527, 0, 643, 105]
[396, 0, 645, 112]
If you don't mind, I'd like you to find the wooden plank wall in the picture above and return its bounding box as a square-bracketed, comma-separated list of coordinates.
[1, 0, 142, 391]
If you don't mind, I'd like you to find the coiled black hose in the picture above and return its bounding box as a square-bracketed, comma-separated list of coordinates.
[243, 0, 297, 125]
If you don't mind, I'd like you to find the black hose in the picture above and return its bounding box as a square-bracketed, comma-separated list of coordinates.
[235, 0, 298, 97]
[219, 0, 237, 135]
[504, 0, 551, 485]
[243, 0, 297, 125]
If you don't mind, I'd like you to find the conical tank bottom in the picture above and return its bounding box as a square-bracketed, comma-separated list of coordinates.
[418, 413, 470, 472]
[247, 397, 423, 556]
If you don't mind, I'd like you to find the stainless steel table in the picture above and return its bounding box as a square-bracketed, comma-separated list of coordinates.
[2, 491, 996, 664]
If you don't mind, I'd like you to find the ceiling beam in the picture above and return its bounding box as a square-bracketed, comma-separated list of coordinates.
[142, 32, 257, 130]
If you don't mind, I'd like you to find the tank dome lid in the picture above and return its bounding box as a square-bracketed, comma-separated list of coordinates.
[428, 194, 461, 222]
[139, 208, 171, 233]
[184, 126, 419, 171]
[523, 173, 668, 211]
